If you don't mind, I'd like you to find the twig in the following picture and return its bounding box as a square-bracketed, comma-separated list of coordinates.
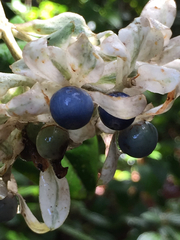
[0, 1, 22, 60]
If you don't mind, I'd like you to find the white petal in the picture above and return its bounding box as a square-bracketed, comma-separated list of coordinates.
[102, 60, 117, 77]
[98, 134, 120, 185]
[68, 120, 96, 144]
[155, 36, 180, 65]
[67, 33, 104, 86]
[147, 18, 172, 46]
[164, 59, 180, 72]
[119, 17, 169, 65]
[100, 34, 130, 60]
[23, 38, 65, 84]
[133, 64, 180, 94]
[118, 17, 143, 69]
[39, 166, 70, 230]
[48, 46, 72, 80]
[136, 19, 164, 61]
[140, 0, 176, 28]
[89, 91, 147, 119]
[6, 83, 49, 118]
[17, 193, 50, 234]
[10, 59, 45, 82]
[116, 57, 131, 87]
[0, 73, 35, 97]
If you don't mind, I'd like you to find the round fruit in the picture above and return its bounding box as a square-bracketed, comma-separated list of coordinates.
[0, 193, 18, 222]
[26, 122, 44, 144]
[98, 92, 135, 130]
[36, 125, 69, 160]
[118, 121, 158, 158]
[50, 86, 94, 130]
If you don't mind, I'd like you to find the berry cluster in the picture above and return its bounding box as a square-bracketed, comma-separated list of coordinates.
[49, 86, 158, 158]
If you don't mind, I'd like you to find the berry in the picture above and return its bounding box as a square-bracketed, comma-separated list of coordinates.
[36, 125, 69, 160]
[50, 86, 94, 130]
[25, 122, 44, 144]
[98, 92, 135, 130]
[0, 193, 18, 222]
[118, 121, 158, 158]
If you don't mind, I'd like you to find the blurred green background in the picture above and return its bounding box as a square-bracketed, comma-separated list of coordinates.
[1, 0, 180, 239]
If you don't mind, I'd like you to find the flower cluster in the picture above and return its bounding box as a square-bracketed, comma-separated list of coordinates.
[0, 0, 179, 234]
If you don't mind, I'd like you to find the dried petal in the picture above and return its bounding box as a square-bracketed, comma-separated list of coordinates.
[0, 180, 8, 200]
[0, 129, 23, 176]
[17, 193, 50, 234]
[98, 134, 120, 185]
[7, 174, 18, 194]
[39, 166, 70, 230]
[140, 89, 178, 118]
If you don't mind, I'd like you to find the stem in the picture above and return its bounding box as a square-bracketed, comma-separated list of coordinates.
[0, 1, 22, 60]
[2, 27, 22, 60]
[12, 28, 35, 42]
[0, 1, 6, 19]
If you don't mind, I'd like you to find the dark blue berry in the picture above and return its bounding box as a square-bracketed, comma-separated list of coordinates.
[118, 121, 158, 158]
[50, 86, 94, 130]
[98, 92, 135, 130]
[0, 193, 18, 222]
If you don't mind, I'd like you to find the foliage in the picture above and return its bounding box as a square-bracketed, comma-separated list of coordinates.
[0, 0, 180, 239]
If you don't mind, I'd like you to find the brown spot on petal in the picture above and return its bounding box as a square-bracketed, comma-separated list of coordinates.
[42, 60, 45, 63]
[161, 68, 165, 72]
[70, 64, 76, 72]
[121, 57, 127, 61]
[154, 6, 160, 9]
[93, 52, 99, 59]
[41, 90, 50, 105]
[155, 41, 157, 45]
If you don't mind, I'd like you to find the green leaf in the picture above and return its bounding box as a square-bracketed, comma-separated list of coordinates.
[13, 157, 39, 185]
[62, 156, 87, 199]
[137, 232, 161, 240]
[65, 136, 99, 194]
